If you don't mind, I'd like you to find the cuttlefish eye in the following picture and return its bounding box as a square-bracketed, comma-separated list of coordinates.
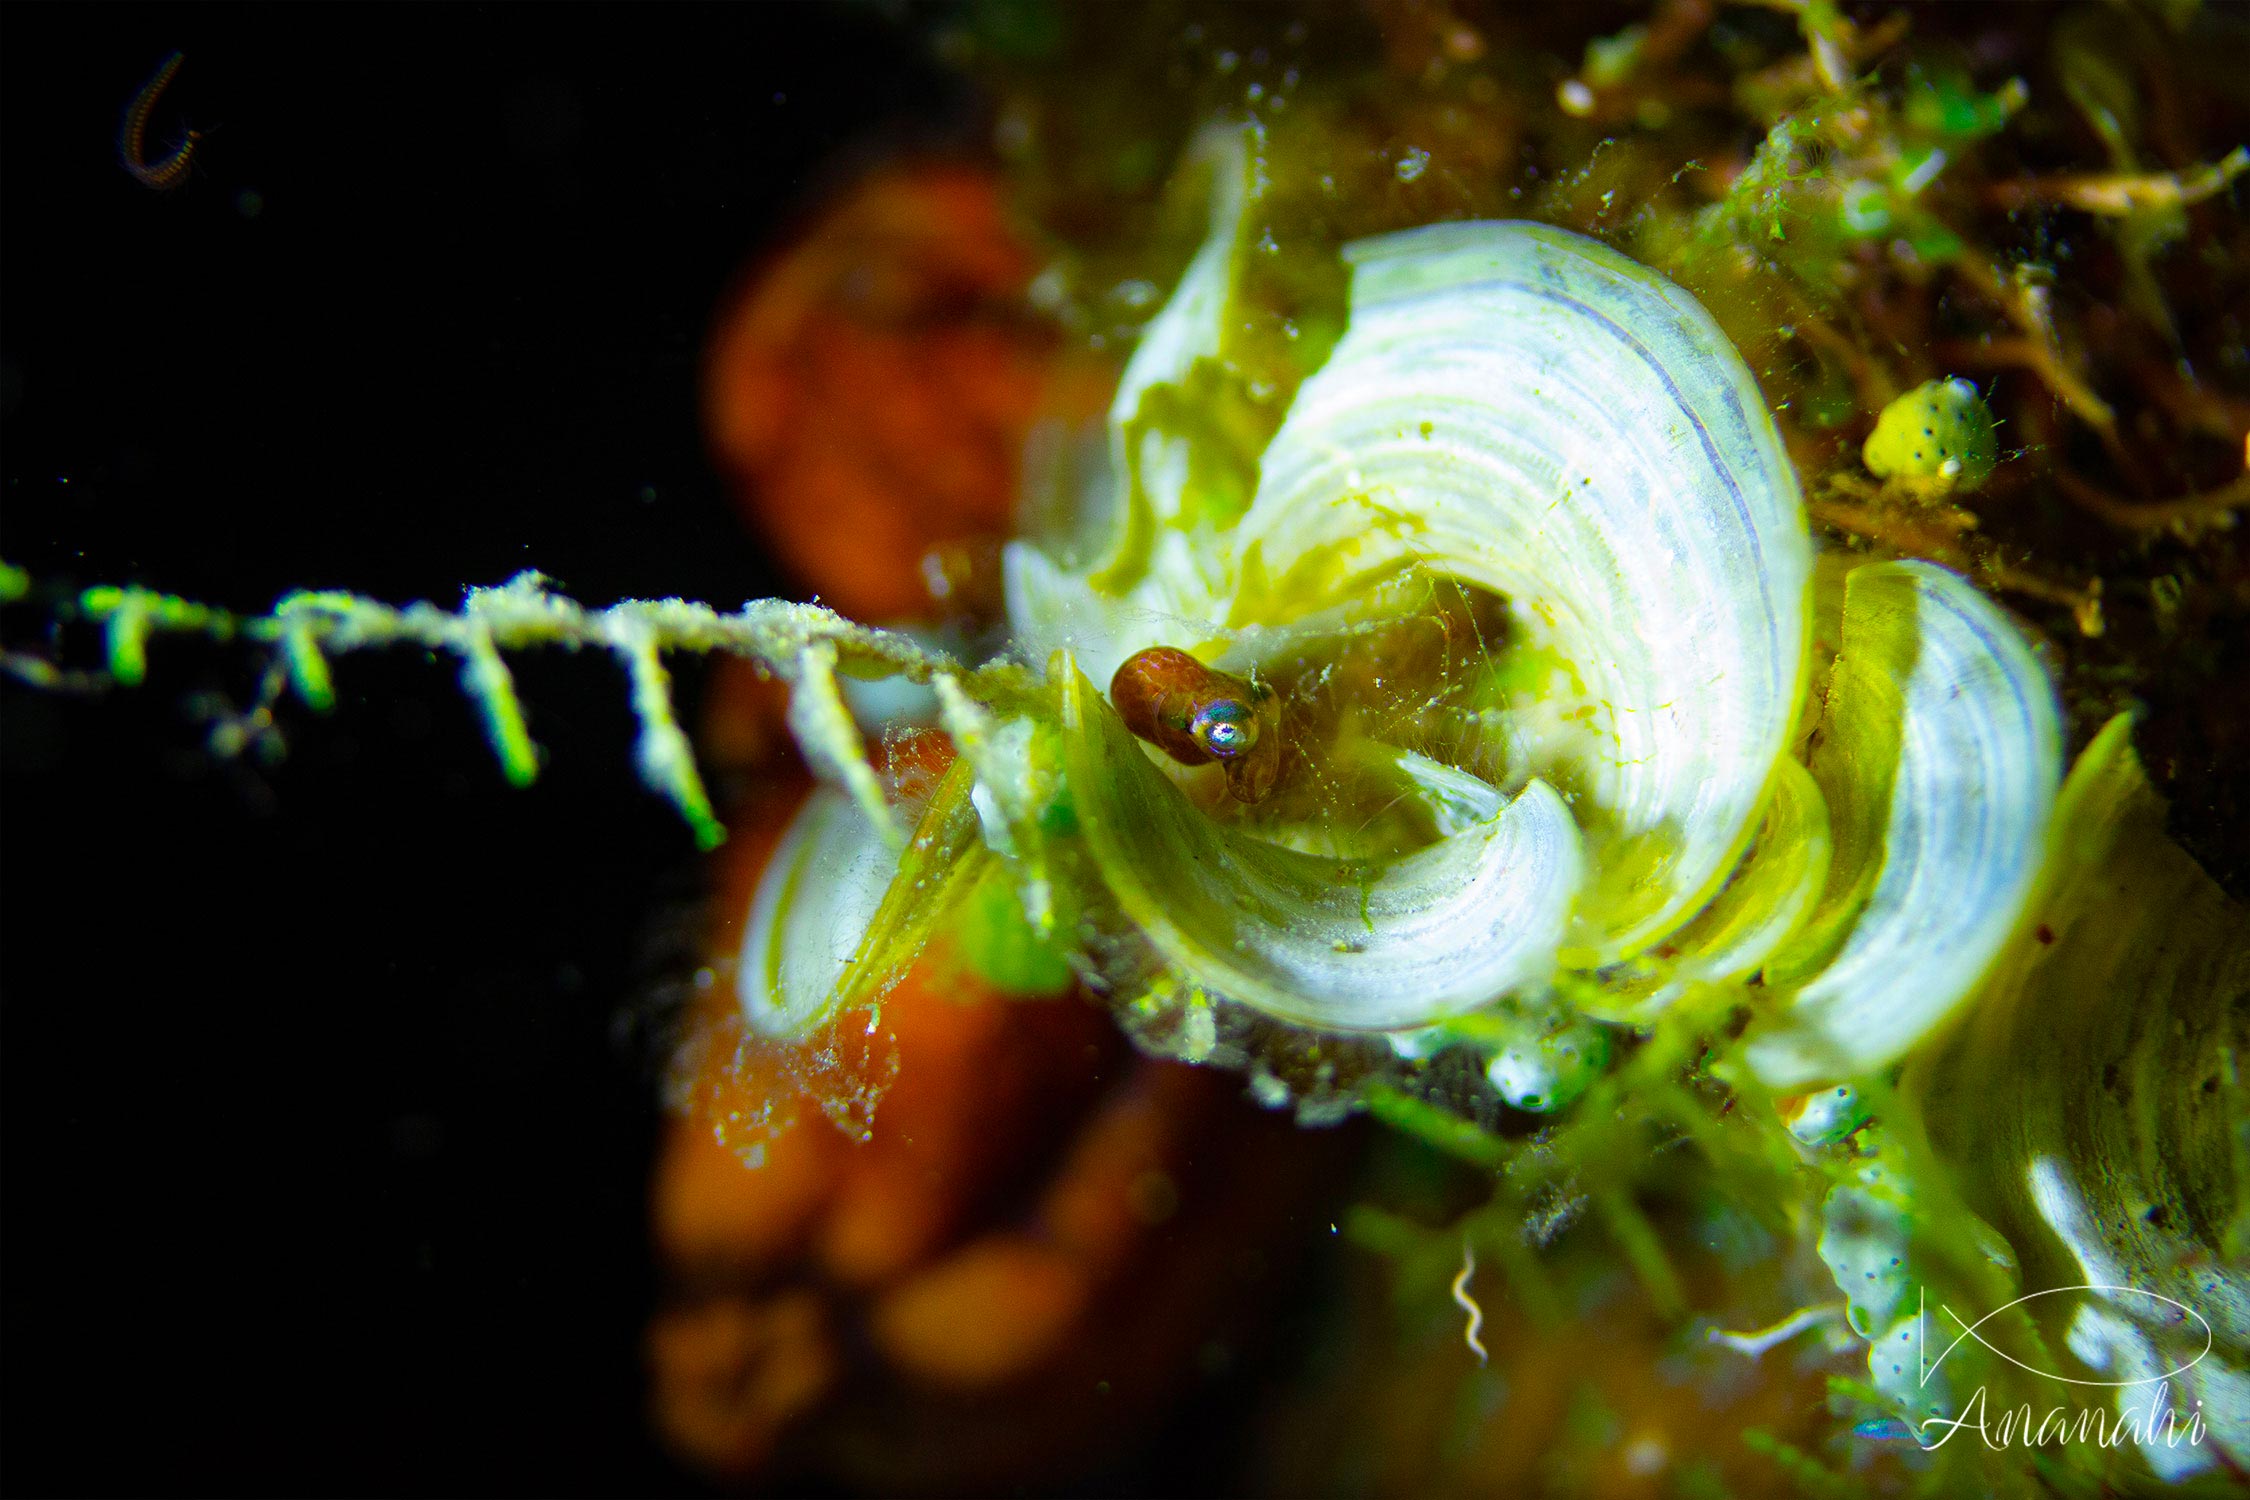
[1190, 700, 1258, 759]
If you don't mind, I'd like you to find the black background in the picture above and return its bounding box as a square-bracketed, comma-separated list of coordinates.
[1, 5, 967, 1493]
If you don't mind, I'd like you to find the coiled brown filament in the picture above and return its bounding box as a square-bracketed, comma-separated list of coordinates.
[120, 52, 201, 191]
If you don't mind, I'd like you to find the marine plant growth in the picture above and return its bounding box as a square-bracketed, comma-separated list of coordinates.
[5, 4, 2247, 1492]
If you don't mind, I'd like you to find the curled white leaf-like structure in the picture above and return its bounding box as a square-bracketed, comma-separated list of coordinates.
[1059, 664, 1584, 1031]
[1003, 122, 1253, 688]
[1749, 561, 2062, 1088]
[780, 132, 2071, 1091]
[738, 788, 901, 1037]
[718, 128, 2234, 1489]
[1236, 222, 1814, 966]
[1916, 715, 2250, 1480]
[1004, 207, 1823, 1032]
[1006, 537, 1229, 694]
[1605, 755, 1831, 1017]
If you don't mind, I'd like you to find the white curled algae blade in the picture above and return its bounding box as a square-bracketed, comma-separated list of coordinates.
[1002, 122, 1252, 686]
[737, 787, 902, 1038]
[1605, 754, 1832, 1016]
[1235, 221, 1813, 965]
[1060, 665, 1583, 1031]
[1748, 561, 2062, 1088]
[1917, 714, 2250, 1479]
[1668, 755, 1831, 988]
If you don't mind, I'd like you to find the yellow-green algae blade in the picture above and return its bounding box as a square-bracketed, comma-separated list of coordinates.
[1099, 120, 1255, 569]
[1058, 663, 1582, 1032]
[739, 787, 900, 1038]
[1917, 714, 2249, 1481]
[1669, 755, 1830, 988]
[1004, 122, 1255, 685]
[1234, 221, 1814, 967]
[1749, 560, 2062, 1088]
[738, 759, 984, 1038]
[1603, 755, 1832, 1016]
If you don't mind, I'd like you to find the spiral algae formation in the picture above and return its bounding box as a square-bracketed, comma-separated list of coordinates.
[12, 20, 2250, 1480]
[717, 125, 2244, 1481]
[968, 132, 2049, 1099]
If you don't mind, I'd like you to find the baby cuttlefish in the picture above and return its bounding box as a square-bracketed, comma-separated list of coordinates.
[1109, 646, 1282, 803]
